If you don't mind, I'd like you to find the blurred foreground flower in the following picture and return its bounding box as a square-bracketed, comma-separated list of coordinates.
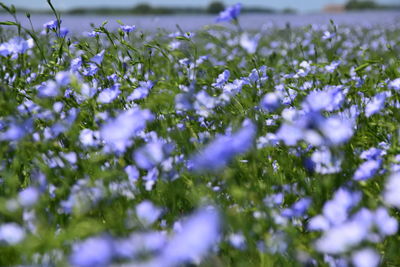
[191, 119, 256, 172]
[216, 3, 242, 23]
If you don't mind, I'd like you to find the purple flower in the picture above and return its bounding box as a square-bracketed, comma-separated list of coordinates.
[315, 220, 369, 254]
[100, 108, 154, 153]
[70, 236, 113, 267]
[261, 92, 280, 112]
[322, 31, 335, 40]
[156, 207, 220, 266]
[374, 207, 398, 236]
[365, 92, 387, 117]
[388, 78, 400, 90]
[83, 63, 99, 76]
[134, 141, 165, 170]
[352, 248, 380, 267]
[71, 57, 82, 71]
[193, 91, 216, 117]
[18, 187, 39, 207]
[136, 200, 162, 226]
[127, 81, 154, 101]
[282, 198, 311, 218]
[55, 71, 71, 86]
[311, 148, 342, 174]
[325, 60, 341, 73]
[43, 19, 59, 30]
[319, 116, 354, 145]
[79, 129, 100, 146]
[221, 79, 246, 98]
[322, 188, 361, 225]
[120, 25, 136, 33]
[0, 37, 34, 59]
[276, 123, 303, 146]
[383, 173, 400, 208]
[0, 223, 25, 245]
[240, 33, 260, 54]
[59, 27, 69, 38]
[98, 84, 121, 104]
[360, 147, 385, 160]
[216, 3, 242, 22]
[303, 90, 336, 112]
[191, 119, 256, 172]
[37, 81, 59, 98]
[125, 165, 139, 183]
[353, 159, 381, 181]
[229, 233, 246, 249]
[0, 119, 33, 141]
[308, 215, 330, 231]
[212, 70, 230, 88]
[91, 50, 105, 65]
[175, 93, 192, 111]
[86, 30, 101, 37]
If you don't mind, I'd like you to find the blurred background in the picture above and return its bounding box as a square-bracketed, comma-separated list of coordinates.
[1, 0, 399, 32]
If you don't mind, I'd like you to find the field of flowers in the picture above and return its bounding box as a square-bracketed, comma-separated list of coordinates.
[1, 1, 400, 266]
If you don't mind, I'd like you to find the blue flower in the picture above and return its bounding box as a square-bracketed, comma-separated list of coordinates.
[43, 19, 59, 30]
[319, 115, 354, 145]
[157, 207, 220, 266]
[37, 80, 59, 98]
[70, 57, 82, 71]
[120, 25, 136, 33]
[191, 119, 256, 172]
[240, 33, 260, 54]
[212, 70, 230, 88]
[0, 37, 34, 59]
[55, 71, 71, 86]
[322, 188, 361, 225]
[18, 187, 39, 207]
[216, 3, 242, 22]
[281, 197, 311, 218]
[374, 207, 398, 236]
[125, 165, 139, 183]
[79, 129, 100, 146]
[70, 236, 113, 267]
[136, 200, 162, 226]
[127, 81, 154, 101]
[383, 173, 400, 208]
[193, 91, 216, 117]
[134, 141, 165, 170]
[360, 147, 385, 160]
[97, 84, 121, 104]
[0, 223, 25, 245]
[100, 108, 154, 153]
[365, 92, 387, 117]
[260, 92, 281, 112]
[325, 60, 341, 73]
[59, 27, 69, 38]
[91, 50, 105, 65]
[83, 63, 99, 76]
[322, 31, 336, 40]
[388, 78, 400, 90]
[0, 119, 33, 141]
[352, 248, 380, 267]
[276, 123, 303, 146]
[353, 159, 381, 181]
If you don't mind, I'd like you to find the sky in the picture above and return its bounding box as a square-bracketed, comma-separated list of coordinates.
[4, 0, 400, 13]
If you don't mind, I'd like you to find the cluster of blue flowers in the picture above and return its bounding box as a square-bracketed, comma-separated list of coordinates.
[0, 2, 399, 266]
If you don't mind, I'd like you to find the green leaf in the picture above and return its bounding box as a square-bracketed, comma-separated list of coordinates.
[354, 63, 370, 72]
[0, 21, 19, 26]
[176, 36, 190, 41]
